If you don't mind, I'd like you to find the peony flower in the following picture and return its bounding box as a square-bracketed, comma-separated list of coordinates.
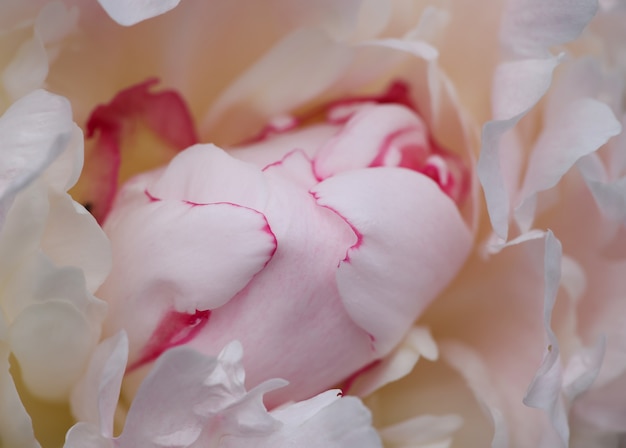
[96, 91, 473, 407]
[3, 0, 626, 447]
[65, 334, 382, 447]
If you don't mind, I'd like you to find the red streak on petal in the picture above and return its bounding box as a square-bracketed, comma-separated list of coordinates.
[240, 80, 416, 144]
[341, 359, 382, 394]
[241, 115, 300, 144]
[144, 189, 161, 202]
[126, 309, 210, 374]
[85, 78, 198, 223]
[324, 81, 416, 125]
[309, 190, 363, 264]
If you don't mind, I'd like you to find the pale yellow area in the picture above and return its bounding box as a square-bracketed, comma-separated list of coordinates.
[9, 355, 74, 448]
[70, 120, 180, 208]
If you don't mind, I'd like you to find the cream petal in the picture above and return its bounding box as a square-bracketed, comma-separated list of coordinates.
[10, 300, 94, 401]
[201, 28, 353, 140]
[379, 414, 462, 448]
[0, 312, 39, 448]
[349, 326, 438, 397]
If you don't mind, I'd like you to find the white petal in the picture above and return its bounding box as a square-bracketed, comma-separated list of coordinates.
[0, 90, 73, 229]
[500, 0, 598, 57]
[516, 98, 621, 231]
[97, 0, 181, 26]
[70, 332, 128, 437]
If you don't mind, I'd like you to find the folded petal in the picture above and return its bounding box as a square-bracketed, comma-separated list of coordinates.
[516, 99, 621, 231]
[147, 144, 269, 210]
[312, 167, 472, 355]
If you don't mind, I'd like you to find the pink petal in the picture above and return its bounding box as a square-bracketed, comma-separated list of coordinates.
[100, 197, 276, 363]
[313, 104, 431, 179]
[311, 167, 472, 355]
[82, 79, 197, 223]
[146, 144, 269, 210]
[183, 162, 373, 407]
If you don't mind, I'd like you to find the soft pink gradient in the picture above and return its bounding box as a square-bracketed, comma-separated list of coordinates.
[97, 91, 473, 408]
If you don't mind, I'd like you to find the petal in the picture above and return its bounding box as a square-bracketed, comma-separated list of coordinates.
[378, 414, 463, 447]
[2, 36, 48, 102]
[201, 28, 352, 140]
[103, 199, 276, 315]
[77, 79, 198, 223]
[515, 98, 621, 231]
[10, 300, 94, 401]
[64, 423, 112, 448]
[478, 57, 559, 240]
[0, 319, 39, 448]
[100, 196, 277, 368]
[41, 191, 112, 293]
[70, 332, 129, 438]
[182, 164, 373, 408]
[0, 90, 73, 229]
[313, 104, 431, 179]
[500, 0, 598, 57]
[97, 0, 182, 26]
[147, 144, 269, 210]
[348, 326, 439, 396]
[311, 167, 472, 355]
[227, 391, 382, 448]
[118, 347, 219, 447]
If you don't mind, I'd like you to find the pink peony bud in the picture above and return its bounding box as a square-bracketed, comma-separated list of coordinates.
[97, 91, 473, 407]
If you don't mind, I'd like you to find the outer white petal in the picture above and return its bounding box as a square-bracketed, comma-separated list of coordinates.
[97, 0, 181, 26]
[0, 89, 72, 230]
[67, 340, 381, 448]
[70, 332, 129, 437]
[0, 311, 39, 448]
[478, 0, 599, 240]
[500, 0, 598, 57]
[221, 390, 382, 448]
[1, 2, 78, 102]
